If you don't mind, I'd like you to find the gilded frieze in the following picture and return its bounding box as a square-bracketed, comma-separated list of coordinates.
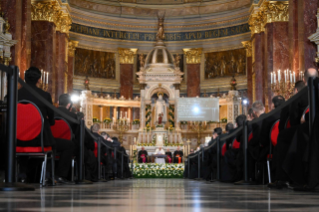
[68, 40, 79, 57]
[205, 48, 246, 79]
[183, 48, 202, 64]
[56, 13, 72, 34]
[261, 1, 289, 25]
[31, 1, 61, 23]
[74, 48, 116, 79]
[118, 48, 138, 64]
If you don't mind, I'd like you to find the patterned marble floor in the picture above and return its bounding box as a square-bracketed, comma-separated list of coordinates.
[1, 179, 319, 212]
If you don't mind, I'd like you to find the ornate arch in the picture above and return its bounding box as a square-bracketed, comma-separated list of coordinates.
[145, 84, 175, 100]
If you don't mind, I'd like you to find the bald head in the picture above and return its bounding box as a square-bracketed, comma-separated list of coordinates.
[304, 68, 318, 84]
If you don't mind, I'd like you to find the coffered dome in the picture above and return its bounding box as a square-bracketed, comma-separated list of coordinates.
[144, 44, 175, 69]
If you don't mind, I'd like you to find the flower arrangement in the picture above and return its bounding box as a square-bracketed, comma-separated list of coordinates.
[144, 124, 152, 132]
[168, 125, 174, 132]
[221, 118, 227, 123]
[103, 117, 112, 124]
[164, 136, 169, 146]
[133, 119, 140, 125]
[93, 117, 100, 123]
[133, 163, 184, 178]
[156, 124, 164, 128]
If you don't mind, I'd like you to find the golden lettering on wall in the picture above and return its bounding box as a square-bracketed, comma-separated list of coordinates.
[68, 40, 79, 57]
[31, 1, 60, 24]
[204, 48, 246, 79]
[74, 48, 116, 79]
[118, 48, 138, 64]
[183, 48, 202, 64]
[242, 41, 252, 57]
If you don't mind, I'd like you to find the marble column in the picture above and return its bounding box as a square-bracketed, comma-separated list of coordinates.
[242, 41, 252, 106]
[2, 0, 31, 76]
[252, 33, 265, 103]
[183, 48, 202, 97]
[288, 0, 299, 74]
[264, 22, 289, 109]
[297, 0, 319, 71]
[55, 31, 68, 100]
[31, 21, 56, 98]
[68, 40, 78, 93]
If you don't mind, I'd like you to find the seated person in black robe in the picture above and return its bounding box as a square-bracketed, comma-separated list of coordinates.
[173, 146, 183, 163]
[269, 70, 315, 189]
[165, 148, 173, 163]
[138, 147, 148, 163]
[183, 149, 194, 178]
[100, 132, 115, 178]
[18, 67, 75, 184]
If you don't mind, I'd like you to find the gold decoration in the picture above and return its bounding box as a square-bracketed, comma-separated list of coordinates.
[56, 13, 72, 34]
[4, 18, 10, 34]
[68, 40, 79, 57]
[261, 1, 289, 25]
[31, 1, 60, 24]
[183, 48, 202, 64]
[157, 92, 164, 97]
[242, 41, 252, 57]
[248, 11, 264, 36]
[3, 57, 11, 66]
[118, 48, 138, 64]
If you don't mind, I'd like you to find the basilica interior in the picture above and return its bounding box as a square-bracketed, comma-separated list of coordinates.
[1, 0, 319, 211]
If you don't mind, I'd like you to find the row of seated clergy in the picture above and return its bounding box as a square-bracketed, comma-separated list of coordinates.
[138, 146, 184, 163]
[187, 68, 319, 188]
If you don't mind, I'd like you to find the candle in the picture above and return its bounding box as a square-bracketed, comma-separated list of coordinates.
[293, 72, 296, 83]
[46, 72, 48, 84]
[278, 70, 280, 82]
[43, 71, 45, 84]
[284, 70, 287, 82]
[290, 71, 292, 82]
[274, 72, 276, 84]
[271, 73, 273, 84]
[41, 69, 43, 81]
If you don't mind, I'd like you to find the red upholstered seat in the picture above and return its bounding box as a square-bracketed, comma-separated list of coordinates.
[232, 139, 240, 149]
[221, 143, 227, 156]
[17, 103, 42, 141]
[270, 121, 280, 146]
[50, 119, 72, 140]
[16, 146, 52, 153]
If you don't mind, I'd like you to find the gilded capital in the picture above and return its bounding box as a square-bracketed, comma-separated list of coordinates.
[118, 48, 138, 64]
[242, 41, 252, 57]
[183, 48, 202, 64]
[68, 40, 79, 57]
[261, 1, 289, 25]
[31, 1, 61, 24]
[56, 13, 72, 34]
[248, 11, 264, 36]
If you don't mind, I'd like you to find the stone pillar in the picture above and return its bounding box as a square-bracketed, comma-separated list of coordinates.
[2, 0, 31, 77]
[118, 48, 137, 99]
[242, 41, 252, 105]
[68, 40, 78, 93]
[183, 48, 202, 97]
[249, 11, 265, 103]
[263, 1, 289, 110]
[297, 0, 319, 70]
[288, 0, 299, 74]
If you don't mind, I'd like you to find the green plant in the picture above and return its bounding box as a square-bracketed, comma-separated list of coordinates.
[133, 119, 140, 125]
[103, 117, 112, 124]
[221, 118, 227, 123]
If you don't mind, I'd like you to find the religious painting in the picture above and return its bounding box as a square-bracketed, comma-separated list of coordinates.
[204, 48, 246, 79]
[74, 48, 116, 79]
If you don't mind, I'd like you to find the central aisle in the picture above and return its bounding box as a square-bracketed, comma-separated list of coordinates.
[1, 179, 319, 211]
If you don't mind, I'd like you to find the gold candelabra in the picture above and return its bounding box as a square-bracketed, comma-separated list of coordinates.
[271, 69, 303, 100]
[38, 69, 49, 91]
[113, 118, 130, 144]
[189, 121, 208, 145]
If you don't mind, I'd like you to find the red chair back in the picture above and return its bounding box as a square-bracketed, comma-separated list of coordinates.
[17, 102, 42, 141]
[94, 142, 98, 158]
[50, 118, 72, 140]
[232, 139, 240, 149]
[221, 143, 227, 156]
[270, 120, 280, 146]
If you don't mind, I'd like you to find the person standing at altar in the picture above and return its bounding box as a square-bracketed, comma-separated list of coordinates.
[165, 148, 172, 163]
[138, 147, 149, 163]
[174, 146, 183, 163]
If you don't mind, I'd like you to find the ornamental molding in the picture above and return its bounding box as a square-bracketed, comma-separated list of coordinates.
[248, 1, 288, 36]
[118, 48, 138, 64]
[183, 48, 202, 64]
[68, 40, 79, 56]
[56, 13, 72, 34]
[242, 41, 252, 57]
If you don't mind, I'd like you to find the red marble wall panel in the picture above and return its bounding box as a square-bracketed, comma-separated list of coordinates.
[265, 22, 289, 110]
[67, 56, 74, 93]
[55, 31, 67, 101]
[31, 21, 56, 101]
[246, 56, 252, 106]
[20, 0, 31, 75]
[120, 64, 134, 99]
[187, 64, 200, 97]
[298, 0, 319, 71]
[252, 33, 265, 103]
[289, 0, 299, 75]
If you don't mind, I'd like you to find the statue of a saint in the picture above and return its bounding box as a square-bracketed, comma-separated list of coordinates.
[154, 94, 167, 125]
[139, 54, 145, 68]
[174, 54, 181, 68]
[156, 15, 165, 41]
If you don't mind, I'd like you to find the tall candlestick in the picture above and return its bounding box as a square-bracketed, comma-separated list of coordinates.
[43, 71, 46, 85]
[41, 69, 43, 82]
[274, 72, 276, 84]
[293, 72, 295, 83]
[46, 72, 48, 84]
[271, 73, 273, 84]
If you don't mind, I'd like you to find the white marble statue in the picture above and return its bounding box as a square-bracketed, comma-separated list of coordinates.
[153, 94, 168, 125]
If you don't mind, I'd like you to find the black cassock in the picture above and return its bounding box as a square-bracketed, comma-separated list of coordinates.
[138, 150, 148, 163]
[173, 150, 183, 163]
